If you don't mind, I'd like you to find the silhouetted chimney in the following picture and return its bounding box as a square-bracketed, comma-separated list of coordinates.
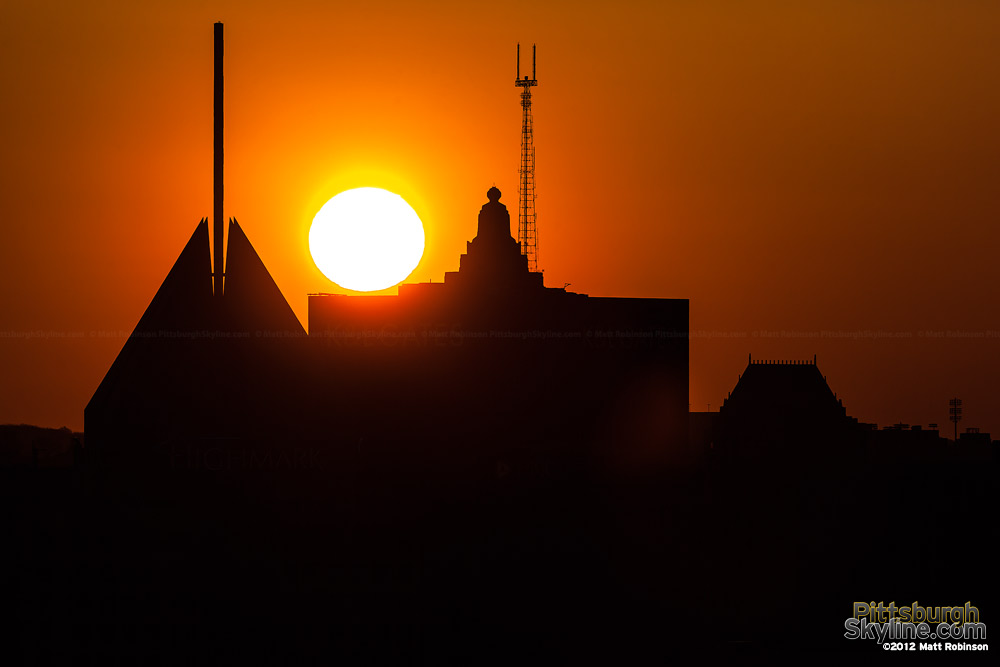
[214, 21, 224, 296]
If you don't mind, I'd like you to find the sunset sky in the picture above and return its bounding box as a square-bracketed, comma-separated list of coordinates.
[2, 0, 998, 435]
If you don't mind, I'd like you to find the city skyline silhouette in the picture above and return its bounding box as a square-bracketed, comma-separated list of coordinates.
[1, 5, 996, 661]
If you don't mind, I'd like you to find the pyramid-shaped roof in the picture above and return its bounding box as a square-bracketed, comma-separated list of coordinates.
[86, 218, 305, 452]
[223, 218, 304, 336]
[87, 219, 215, 417]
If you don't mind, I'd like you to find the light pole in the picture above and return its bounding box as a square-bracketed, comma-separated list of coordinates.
[948, 398, 962, 442]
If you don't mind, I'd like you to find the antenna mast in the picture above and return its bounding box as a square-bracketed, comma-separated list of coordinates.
[515, 43, 538, 272]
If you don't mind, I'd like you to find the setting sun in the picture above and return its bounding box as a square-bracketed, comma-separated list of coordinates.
[309, 187, 425, 292]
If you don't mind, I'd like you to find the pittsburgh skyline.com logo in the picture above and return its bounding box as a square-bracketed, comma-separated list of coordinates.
[845, 601, 987, 651]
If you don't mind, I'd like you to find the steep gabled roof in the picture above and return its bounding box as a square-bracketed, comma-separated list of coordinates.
[223, 218, 304, 336]
[87, 219, 215, 416]
[86, 218, 305, 448]
[134, 218, 215, 335]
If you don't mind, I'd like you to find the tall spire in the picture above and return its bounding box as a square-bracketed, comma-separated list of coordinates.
[214, 21, 225, 296]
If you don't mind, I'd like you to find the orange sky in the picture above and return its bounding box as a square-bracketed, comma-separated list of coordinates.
[2, 0, 999, 435]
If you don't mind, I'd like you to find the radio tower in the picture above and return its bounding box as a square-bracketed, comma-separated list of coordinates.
[515, 43, 538, 271]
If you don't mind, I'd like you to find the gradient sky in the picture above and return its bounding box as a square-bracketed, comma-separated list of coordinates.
[2, 0, 998, 435]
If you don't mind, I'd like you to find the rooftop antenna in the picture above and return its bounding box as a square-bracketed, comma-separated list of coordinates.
[515, 43, 539, 272]
[214, 21, 225, 296]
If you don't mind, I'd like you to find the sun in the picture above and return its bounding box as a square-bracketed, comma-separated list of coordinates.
[309, 187, 425, 292]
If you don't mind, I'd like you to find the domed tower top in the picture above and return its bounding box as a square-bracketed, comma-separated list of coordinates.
[449, 184, 544, 293]
[477, 186, 512, 242]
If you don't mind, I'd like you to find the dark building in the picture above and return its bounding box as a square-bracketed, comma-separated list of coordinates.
[866, 423, 946, 459]
[713, 355, 859, 463]
[77, 180, 691, 661]
[86, 186, 690, 480]
[959, 427, 992, 447]
[308, 187, 690, 476]
[84, 219, 307, 464]
[707, 356, 994, 466]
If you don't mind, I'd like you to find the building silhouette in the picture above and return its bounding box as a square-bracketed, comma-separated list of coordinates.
[714, 355, 859, 462]
[86, 187, 690, 478]
[84, 24, 689, 472]
[84, 218, 306, 463]
[694, 354, 995, 467]
[308, 186, 690, 474]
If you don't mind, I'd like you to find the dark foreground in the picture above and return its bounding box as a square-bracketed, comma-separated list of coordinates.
[4, 441, 994, 663]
